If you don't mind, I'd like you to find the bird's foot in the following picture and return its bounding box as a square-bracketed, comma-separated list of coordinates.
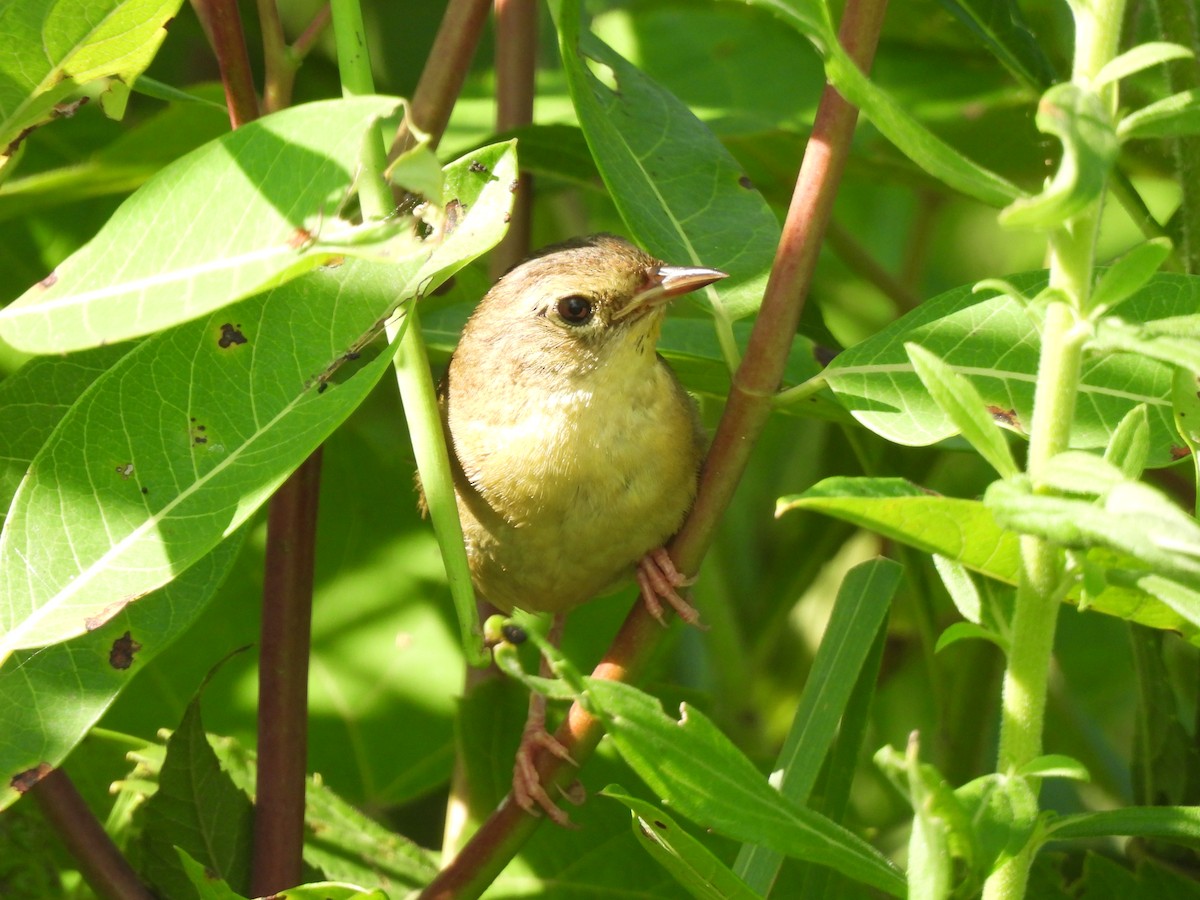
[513, 696, 579, 826]
[636, 547, 703, 627]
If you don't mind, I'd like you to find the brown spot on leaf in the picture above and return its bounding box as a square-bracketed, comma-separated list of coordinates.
[141, 487, 149, 495]
[1172, 445, 1193, 460]
[5, 125, 37, 158]
[317, 382, 329, 394]
[503, 212, 511, 223]
[53, 97, 88, 118]
[988, 405, 1020, 429]
[218, 323, 247, 348]
[10, 763, 52, 794]
[115, 463, 134, 479]
[445, 199, 462, 234]
[653, 820, 667, 829]
[109, 631, 142, 670]
[501, 623, 526, 645]
[85, 598, 133, 631]
[469, 160, 488, 173]
[509, 180, 519, 193]
[39, 271, 58, 289]
[738, 174, 754, 189]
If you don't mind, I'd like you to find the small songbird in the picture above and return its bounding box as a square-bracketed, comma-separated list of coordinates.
[440, 233, 726, 822]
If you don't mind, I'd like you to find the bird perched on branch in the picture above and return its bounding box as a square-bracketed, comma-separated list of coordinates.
[439, 233, 726, 823]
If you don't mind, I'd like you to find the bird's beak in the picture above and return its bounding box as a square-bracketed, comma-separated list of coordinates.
[617, 264, 729, 320]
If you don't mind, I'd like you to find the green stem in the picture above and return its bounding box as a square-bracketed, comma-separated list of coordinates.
[329, 0, 487, 666]
[984, 2, 1126, 897]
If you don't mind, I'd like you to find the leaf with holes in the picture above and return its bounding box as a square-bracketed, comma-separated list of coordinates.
[0, 97, 409, 353]
[0, 142, 516, 658]
[824, 272, 1198, 468]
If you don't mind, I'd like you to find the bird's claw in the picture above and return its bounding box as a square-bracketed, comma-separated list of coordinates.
[513, 724, 579, 827]
[637, 547, 703, 627]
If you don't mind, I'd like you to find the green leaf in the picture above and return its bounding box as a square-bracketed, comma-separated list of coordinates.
[822, 43, 1022, 207]
[904, 739, 952, 900]
[584, 678, 906, 897]
[985, 471, 1200, 591]
[604, 787, 764, 900]
[1103, 404, 1150, 479]
[906, 342, 1019, 477]
[823, 272, 1194, 468]
[999, 83, 1118, 229]
[209, 734, 439, 888]
[954, 772, 1038, 873]
[1119, 89, 1200, 141]
[0, 144, 513, 658]
[1047, 806, 1200, 842]
[0, 97, 407, 353]
[1091, 239, 1174, 313]
[1092, 317, 1200, 377]
[932, 554, 983, 624]
[1171, 368, 1200, 495]
[136, 693, 254, 899]
[780, 476, 1200, 640]
[935, 621, 1008, 654]
[177, 848, 392, 900]
[0, 0, 184, 168]
[734, 559, 900, 891]
[551, 0, 780, 321]
[1016, 754, 1090, 781]
[935, 0, 1057, 89]
[1093, 42, 1195, 89]
[0, 535, 241, 814]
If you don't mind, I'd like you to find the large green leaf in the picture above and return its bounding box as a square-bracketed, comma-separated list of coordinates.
[0, 97, 409, 353]
[824, 272, 1200, 468]
[0, 0, 183, 167]
[780, 477, 1200, 642]
[551, 0, 779, 321]
[0, 143, 516, 658]
[585, 678, 906, 897]
[0, 535, 241, 814]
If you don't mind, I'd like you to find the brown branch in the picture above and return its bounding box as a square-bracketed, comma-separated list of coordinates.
[292, 4, 332, 62]
[389, 0, 492, 158]
[489, 0, 538, 277]
[251, 450, 322, 896]
[418, 0, 890, 895]
[32, 769, 155, 900]
[190, 0, 261, 127]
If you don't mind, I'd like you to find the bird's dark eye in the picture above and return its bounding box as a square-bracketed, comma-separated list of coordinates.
[556, 295, 593, 325]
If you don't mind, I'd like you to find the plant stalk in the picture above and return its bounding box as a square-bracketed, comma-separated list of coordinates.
[31, 769, 155, 900]
[190, 0, 261, 126]
[984, 1, 1126, 896]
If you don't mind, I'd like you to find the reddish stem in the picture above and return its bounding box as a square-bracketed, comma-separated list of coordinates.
[251, 450, 323, 895]
[490, 0, 538, 277]
[389, 0, 492, 157]
[32, 769, 155, 900]
[190, 0, 261, 127]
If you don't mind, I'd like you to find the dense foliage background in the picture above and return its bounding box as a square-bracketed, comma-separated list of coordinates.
[2, 0, 1200, 897]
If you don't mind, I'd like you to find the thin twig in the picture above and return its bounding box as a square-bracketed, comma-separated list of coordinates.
[490, 0, 538, 277]
[417, 0, 890, 894]
[293, 4, 333, 61]
[251, 450, 322, 895]
[189, 0, 260, 126]
[389, 0, 492, 157]
[256, 0, 292, 112]
[31, 769, 156, 900]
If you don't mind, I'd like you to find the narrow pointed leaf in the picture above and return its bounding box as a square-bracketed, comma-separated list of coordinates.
[1119, 89, 1200, 140]
[585, 678, 906, 897]
[603, 787, 763, 900]
[551, 0, 779, 321]
[1093, 42, 1195, 89]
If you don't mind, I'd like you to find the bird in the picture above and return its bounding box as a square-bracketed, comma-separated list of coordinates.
[438, 233, 727, 823]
